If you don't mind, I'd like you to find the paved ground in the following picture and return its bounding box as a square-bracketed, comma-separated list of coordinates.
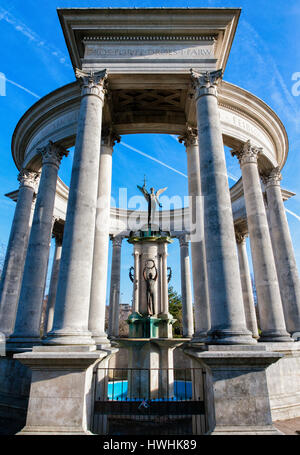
[274, 417, 300, 435]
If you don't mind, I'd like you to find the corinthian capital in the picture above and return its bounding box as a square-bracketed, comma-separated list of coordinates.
[75, 68, 108, 99]
[37, 141, 69, 168]
[231, 140, 262, 167]
[18, 169, 40, 191]
[235, 230, 247, 245]
[260, 166, 282, 187]
[101, 127, 121, 148]
[190, 68, 223, 98]
[178, 126, 198, 147]
[111, 235, 123, 248]
[179, 234, 189, 248]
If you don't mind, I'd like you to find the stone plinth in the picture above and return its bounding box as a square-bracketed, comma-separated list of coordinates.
[117, 338, 186, 400]
[184, 344, 283, 435]
[13, 346, 116, 435]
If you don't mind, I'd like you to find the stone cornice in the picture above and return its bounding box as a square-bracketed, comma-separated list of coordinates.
[83, 35, 217, 42]
[10, 80, 288, 174]
[58, 7, 241, 70]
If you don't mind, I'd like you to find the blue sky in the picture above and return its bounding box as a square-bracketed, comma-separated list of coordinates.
[0, 0, 300, 306]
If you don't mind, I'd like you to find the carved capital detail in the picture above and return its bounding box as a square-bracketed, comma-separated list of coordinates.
[75, 68, 108, 99]
[178, 126, 198, 147]
[235, 231, 247, 245]
[231, 140, 262, 166]
[101, 127, 121, 148]
[260, 166, 282, 187]
[111, 235, 123, 248]
[190, 68, 223, 99]
[37, 141, 69, 168]
[179, 234, 189, 248]
[18, 169, 40, 191]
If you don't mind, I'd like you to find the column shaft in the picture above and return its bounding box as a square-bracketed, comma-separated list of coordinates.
[89, 129, 118, 345]
[44, 232, 63, 335]
[236, 232, 259, 338]
[179, 236, 194, 338]
[263, 168, 300, 338]
[0, 171, 39, 336]
[46, 70, 107, 346]
[179, 128, 210, 340]
[108, 236, 122, 338]
[160, 246, 169, 315]
[192, 69, 253, 344]
[232, 142, 291, 342]
[9, 143, 67, 347]
[132, 250, 140, 313]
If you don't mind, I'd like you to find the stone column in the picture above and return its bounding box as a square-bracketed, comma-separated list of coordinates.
[44, 229, 63, 335]
[179, 127, 210, 341]
[231, 141, 291, 342]
[0, 170, 40, 337]
[262, 167, 300, 339]
[191, 69, 253, 344]
[235, 231, 259, 339]
[108, 236, 122, 338]
[132, 249, 140, 313]
[8, 142, 68, 348]
[179, 235, 194, 338]
[46, 69, 108, 347]
[160, 243, 169, 316]
[89, 129, 119, 346]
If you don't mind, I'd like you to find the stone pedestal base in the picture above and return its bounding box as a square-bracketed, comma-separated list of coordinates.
[127, 312, 175, 339]
[14, 346, 116, 435]
[116, 338, 186, 399]
[184, 344, 283, 435]
[0, 332, 5, 357]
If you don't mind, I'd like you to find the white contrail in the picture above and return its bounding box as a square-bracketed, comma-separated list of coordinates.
[170, 134, 179, 142]
[171, 135, 239, 182]
[122, 141, 239, 182]
[227, 172, 239, 182]
[5, 78, 41, 99]
[285, 208, 300, 222]
[120, 142, 188, 178]
[0, 8, 71, 69]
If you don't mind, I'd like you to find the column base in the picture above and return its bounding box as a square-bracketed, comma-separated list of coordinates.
[44, 328, 96, 346]
[17, 426, 94, 435]
[13, 346, 111, 435]
[291, 331, 300, 341]
[184, 345, 283, 435]
[6, 336, 42, 352]
[0, 332, 5, 356]
[207, 425, 283, 435]
[91, 332, 110, 349]
[206, 329, 257, 345]
[191, 331, 207, 343]
[259, 330, 293, 343]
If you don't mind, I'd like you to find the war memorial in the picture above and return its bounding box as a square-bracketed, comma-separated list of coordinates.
[0, 7, 299, 436]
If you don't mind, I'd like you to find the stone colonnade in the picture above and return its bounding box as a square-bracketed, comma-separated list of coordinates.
[0, 69, 300, 347]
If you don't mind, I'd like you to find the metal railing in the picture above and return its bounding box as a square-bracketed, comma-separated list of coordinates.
[92, 367, 207, 435]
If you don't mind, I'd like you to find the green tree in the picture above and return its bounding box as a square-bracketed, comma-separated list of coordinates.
[168, 285, 183, 338]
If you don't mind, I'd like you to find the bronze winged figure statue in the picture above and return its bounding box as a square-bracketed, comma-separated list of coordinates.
[137, 176, 167, 229]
